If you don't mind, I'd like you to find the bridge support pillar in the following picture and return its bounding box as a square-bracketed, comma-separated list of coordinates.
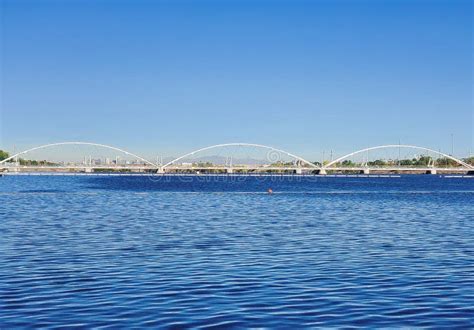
[427, 169, 437, 175]
[318, 169, 327, 175]
[295, 168, 302, 175]
[85, 167, 93, 173]
[226, 168, 234, 174]
[362, 168, 370, 175]
[158, 167, 165, 174]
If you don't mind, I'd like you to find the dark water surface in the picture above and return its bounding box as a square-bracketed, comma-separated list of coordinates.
[1, 175, 473, 328]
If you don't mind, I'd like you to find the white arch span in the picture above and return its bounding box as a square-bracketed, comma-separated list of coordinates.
[0, 142, 158, 167]
[324, 145, 473, 169]
[161, 143, 319, 169]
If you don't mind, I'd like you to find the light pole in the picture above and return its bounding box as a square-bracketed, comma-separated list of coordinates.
[451, 133, 454, 156]
[398, 140, 401, 167]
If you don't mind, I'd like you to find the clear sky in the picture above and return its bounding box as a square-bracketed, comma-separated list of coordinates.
[0, 0, 472, 160]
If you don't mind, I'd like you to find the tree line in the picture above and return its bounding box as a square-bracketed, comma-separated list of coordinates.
[325, 156, 474, 167]
[1, 149, 474, 167]
[0, 150, 57, 166]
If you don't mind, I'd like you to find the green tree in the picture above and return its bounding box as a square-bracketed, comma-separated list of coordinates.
[17, 158, 57, 166]
[0, 150, 9, 161]
[435, 157, 459, 167]
[413, 156, 432, 166]
[463, 157, 474, 166]
[341, 160, 356, 167]
[400, 159, 413, 166]
[368, 159, 387, 166]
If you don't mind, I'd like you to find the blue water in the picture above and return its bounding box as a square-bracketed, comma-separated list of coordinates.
[1, 175, 473, 328]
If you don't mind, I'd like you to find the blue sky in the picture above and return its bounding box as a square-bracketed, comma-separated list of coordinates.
[1, 0, 472, 160]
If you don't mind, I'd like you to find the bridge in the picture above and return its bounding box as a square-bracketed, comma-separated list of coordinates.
[1, 141, 473, 175]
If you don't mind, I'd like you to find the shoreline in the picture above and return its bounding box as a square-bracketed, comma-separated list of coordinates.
[2, 172, 474, 179]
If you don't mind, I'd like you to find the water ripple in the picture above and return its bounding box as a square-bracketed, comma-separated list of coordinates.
[0, 176, 473, 328]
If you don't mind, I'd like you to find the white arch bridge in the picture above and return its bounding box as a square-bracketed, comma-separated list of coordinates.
[0, 141, 473, 175]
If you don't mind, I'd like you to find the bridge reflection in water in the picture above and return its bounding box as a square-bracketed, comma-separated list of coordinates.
[1, 142, 473, 175]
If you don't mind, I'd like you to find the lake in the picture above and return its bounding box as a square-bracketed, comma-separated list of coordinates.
[1, 175, 473, 328]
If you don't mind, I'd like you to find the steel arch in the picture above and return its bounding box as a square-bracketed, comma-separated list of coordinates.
[324, 145, 473, 169]
[0, 142, 158, 167]
[161, 143, 319, 169]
